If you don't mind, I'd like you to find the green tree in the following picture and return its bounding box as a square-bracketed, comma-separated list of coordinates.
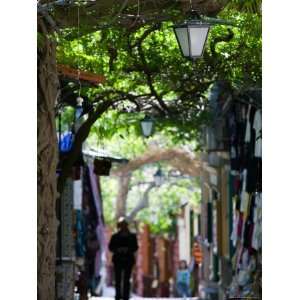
[56, 5, 261, 194]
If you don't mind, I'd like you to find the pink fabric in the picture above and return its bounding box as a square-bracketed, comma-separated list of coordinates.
[88, 164, 107, 274]
[237, 212, 244, 238]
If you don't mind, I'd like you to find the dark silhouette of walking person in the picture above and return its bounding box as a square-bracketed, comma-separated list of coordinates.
[109, 217, 138, 300]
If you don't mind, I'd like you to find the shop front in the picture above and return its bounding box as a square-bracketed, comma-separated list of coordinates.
[198, 83, 262, 299]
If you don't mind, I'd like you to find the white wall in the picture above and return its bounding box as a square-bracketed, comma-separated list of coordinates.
[178, 204, 191, 263]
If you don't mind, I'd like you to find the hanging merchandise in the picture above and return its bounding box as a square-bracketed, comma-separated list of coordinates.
[237, 269, 250, 286]
[245, 158, 260, 193]
[59, 131, 74, 153]
[253, 109, 262, 158]
[88, 165, 107, 294]
[243, 214, 254, 249]
[244, 105, 252, 143]
[251, 193, 262, 250]
[93, 158, 112, 176]
[88, 164, 106, 248]
[74, 164, 107, 298]
[237, 212, 244, 239]
[240, 170, 250, 213]
[226, 94, 261, 299]
[244, 105, 256, 158]
[228, 111, 239, 171]
[248, 256, 256, 273]
[75, 210, 86, 258]
[230, 212, 239, 247]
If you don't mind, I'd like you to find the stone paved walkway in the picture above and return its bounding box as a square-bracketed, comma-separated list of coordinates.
[89, 286, 199, 300]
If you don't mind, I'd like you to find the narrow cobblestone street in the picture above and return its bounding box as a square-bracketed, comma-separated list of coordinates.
[89, 286, 199, 300]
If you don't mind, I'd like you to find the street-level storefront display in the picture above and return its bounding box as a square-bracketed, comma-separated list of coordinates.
[199, 86, 261, 299]
[74, 165, 106, 299]
[227, 96, 262, 298]
[56, 159, 107, 300]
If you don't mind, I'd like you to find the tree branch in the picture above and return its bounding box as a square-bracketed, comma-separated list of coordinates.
[210, 28, 234, 57]
[127, 182, 155, 221]
[116, 174, 132, 220]
[57, 99, 113, 193]
[135, 24, 170, 114]
[112, 147, 203, 177]
[49, 0, 229, 29]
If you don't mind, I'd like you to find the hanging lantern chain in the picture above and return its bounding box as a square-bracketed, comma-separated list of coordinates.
[130, 0, 141, 27]
[77, 1, 82, 98]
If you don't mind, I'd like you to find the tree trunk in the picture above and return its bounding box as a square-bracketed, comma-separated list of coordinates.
[127, 182, 155, 222]
[57, 100, 113, 195]
[115, 174, 132, 219]
[37, 18, 59, 300]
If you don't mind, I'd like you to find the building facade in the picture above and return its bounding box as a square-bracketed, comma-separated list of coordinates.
[198, 84, 262, 299]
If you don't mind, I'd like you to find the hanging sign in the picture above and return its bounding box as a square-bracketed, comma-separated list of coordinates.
[93, 158, 112, 176]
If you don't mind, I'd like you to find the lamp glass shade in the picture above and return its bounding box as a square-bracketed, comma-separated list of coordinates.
[154, 168, 163, 187]
[174, 27, 190, 57]
[75, 107, 83, 120]
[189, 25, 210, 57]
[141, 116, 154, 137]
[174, 21, 210, 59]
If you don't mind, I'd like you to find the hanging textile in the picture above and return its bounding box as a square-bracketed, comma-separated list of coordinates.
[226, 94, 262, 298]
[253, 110, 262, 158]
[88, 164, 107, 277]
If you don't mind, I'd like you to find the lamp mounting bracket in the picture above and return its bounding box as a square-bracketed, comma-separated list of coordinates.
[185, 9, 237, 27]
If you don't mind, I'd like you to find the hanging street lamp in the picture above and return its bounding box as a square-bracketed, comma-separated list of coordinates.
[154, 168, 164, 187]
[140, 115, 154, 138]
[75, 96, 84, 120]
[173, 10, 211, 60]
[74, 96, 84, 133]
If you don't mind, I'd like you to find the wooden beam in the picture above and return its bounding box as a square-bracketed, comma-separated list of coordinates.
[57, 64, 105, 85]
